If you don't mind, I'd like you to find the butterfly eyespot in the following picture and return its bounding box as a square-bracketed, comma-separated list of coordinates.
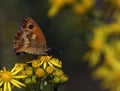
[28, 24, 34, 29]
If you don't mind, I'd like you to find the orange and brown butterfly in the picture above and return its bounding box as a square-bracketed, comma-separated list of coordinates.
[13, 17, 49, 55]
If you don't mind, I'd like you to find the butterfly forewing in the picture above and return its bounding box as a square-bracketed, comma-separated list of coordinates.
[13, 17, 48, 55]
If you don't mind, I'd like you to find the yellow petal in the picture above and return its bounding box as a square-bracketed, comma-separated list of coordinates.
[8, 82, 11, 91]
[0, 81, 3, 86]
[40, 60, 44, 65]
[12, 79, 25, 87]
[89, 51, 100, 67]
[48, 62, 54, 68]
[93, 66, 111, 79]
[50, 60, 62, 68]
[13, 75, 27, 79]
[10, 66, 16, 73]
[11, 79, 25, 88]
[47, 6, 59, 18]
[26, 61, 33, 63]
[10, 80, 21, 88]
[3, 67, 7, 72]
[43, 62, 47, 69]
[12, 68, 22, 75]
[4, 82, 7, 91]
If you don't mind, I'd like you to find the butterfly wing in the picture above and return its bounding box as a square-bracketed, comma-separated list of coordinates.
[13, 17, 48, 55]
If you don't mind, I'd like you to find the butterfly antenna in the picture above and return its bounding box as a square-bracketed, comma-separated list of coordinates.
[54, 47, 62, 54]
[48, 46, 62, 55]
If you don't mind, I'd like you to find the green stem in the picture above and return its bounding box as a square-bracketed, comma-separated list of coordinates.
[40, 83, 58, 91]
[25, 79, 58, 91]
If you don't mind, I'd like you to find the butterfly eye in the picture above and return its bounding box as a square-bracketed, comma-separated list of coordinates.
[28, 24, 34, 29]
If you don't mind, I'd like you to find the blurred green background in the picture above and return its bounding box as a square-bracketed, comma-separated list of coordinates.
[0, 0, 105, 91]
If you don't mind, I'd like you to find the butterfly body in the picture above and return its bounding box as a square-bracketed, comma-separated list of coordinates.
[13, 17, 48, 55]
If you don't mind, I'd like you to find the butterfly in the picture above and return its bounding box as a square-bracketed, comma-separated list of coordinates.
[13, 17, 49, 55]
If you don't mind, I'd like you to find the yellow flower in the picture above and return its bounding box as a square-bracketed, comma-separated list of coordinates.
[53, 69, 68, 83]
[35, 68, 44, 77]
[74, 4, 86, 15]
[25, 67, 33, 76]
[93, 65, 120, 91]
[31, 60, 41, 68]
[54, 69, 63, 77]
[28, 56, 62, 69]
[54, 77, 60, 83]
[48, 0, 74, 17]
[84, 23, 120, 67]
[60, 75, 69, 83]
[24, 76, 36, 84]
[0, 65, 26, 91]
[24, 78, 31, 84]
[46, 66, 54, 74]
[93, 46, 120, 91]
[74, 0, 95, 15]
[84, 51, 101, 67]
[48, 0, 65, 17]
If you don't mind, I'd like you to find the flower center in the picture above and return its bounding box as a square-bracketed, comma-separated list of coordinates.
[1, 71, 13, 82]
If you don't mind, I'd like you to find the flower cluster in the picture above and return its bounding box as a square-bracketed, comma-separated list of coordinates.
[47, 0, 95, 18]
[0, 56, 68, 91]
[84, 22, 120, 67]
[93, 49, 120, 91]
[25, 56, 68, 86]
[84, 12, 120, 91]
